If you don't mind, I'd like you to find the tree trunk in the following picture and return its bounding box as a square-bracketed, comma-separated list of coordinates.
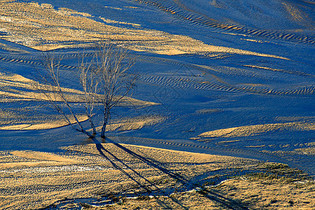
[101, 107, 110, 139]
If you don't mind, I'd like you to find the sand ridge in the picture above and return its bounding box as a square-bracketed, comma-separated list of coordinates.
[197, 121, 315, 139]
[0, 0, 314, 208]
[0, 72, 157, 104]
[0, 1, 288, 59]
[0, 71, 159, 130]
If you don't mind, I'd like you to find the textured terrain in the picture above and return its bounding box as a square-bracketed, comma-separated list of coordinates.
[0, 0, 314, 209]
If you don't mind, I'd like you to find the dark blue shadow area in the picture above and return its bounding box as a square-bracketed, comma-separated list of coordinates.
[0, 127, 86, 152]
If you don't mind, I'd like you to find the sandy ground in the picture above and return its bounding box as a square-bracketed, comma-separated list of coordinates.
[95, 175, 314, 209]
[0, 1, 288, 59]
[0, 0, 314, 209]
[0, 143, 313, 209]
[0, 70, 160, 130]
[197, 122, 315, 139]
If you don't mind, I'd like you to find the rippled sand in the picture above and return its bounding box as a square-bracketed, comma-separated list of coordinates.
[0, 1, 289, 59]
[0, 0, 314, 209]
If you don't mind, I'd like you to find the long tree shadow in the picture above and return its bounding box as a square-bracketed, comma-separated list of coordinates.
[90, 136, 188, 209]
[91, 136, 250, 209]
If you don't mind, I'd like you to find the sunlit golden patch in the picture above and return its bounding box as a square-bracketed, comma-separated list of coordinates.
[198, 122, 315, 138]
[0, 1, 288, 59]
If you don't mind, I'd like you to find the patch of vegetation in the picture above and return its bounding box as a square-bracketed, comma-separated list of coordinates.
[136, 195, 151, 200]
[242, 162, 313, 186]
[264, 162, 289, 170]
[259, 162, 305, 176]
[80, 202, 93, 208]
[149, 176, 172, 185]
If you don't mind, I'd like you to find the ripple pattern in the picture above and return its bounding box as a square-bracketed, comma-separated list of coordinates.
[134, 0, 315, 45]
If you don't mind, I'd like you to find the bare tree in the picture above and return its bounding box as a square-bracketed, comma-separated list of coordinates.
[36, 41, 136, 139]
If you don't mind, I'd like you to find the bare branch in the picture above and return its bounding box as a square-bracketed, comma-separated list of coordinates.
[34, 40, 137, 139]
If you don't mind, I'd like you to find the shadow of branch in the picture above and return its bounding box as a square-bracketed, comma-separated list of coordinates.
[90, 136, 187, 209]
[91, 136, 249, 209]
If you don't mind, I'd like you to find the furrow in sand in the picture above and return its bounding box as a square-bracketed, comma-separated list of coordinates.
[0, 54, 77, 70]
[139, 74, 315, 96]
[134, 0, 315, 45]
[139, 56, 315, 96]
[1, 51, 313, 97]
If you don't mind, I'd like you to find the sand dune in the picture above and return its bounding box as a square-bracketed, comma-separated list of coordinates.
[140, 73, 315, 96]
[0, 115, 88, 131]
[198, 122, 315, 139]
[135, 0, 315, 44]
[0, 104, 163, 131]
[0, 0, 314, 208]
[100, 116, 165, 132]
[0, 1, 288, 59]
[0, 71, 157, 105]
[0, 71, 159, 130]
